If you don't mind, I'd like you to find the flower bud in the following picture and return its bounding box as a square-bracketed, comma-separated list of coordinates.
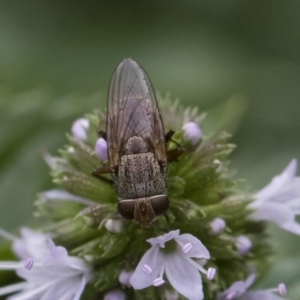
[118, 269, 134, 287]
[95, 137, 108, 160]
[71, 118, 89, 142]
[104, 289, 126, 300]
[182, 122, 202, 145]
[278, 283, 287, 295]
[209, 218, 226, 235]
[235, 236, 252, 255]
[105, 219, 123, 233]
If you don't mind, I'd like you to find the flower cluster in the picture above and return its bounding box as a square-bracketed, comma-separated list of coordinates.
[0, 94, 296, 299]
[0, 228, 91, 300]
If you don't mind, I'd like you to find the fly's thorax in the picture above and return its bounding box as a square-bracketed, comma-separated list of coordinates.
[115, 150, 167, 199]
[118, 195, 169, 228]
[124, 136, 148, 154]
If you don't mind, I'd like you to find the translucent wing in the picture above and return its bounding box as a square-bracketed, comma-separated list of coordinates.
[106, 59, 166, 169]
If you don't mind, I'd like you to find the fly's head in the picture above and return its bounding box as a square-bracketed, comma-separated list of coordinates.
[118, 195, 169, 229]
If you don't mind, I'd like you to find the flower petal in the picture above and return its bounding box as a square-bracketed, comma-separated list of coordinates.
[73, 274, 89, 300]
[165, 254, 203, 300]
[0, 282, 28, 297]
[255, 159, 297, 202]
[250, 202, 292, 224]
[280, 220, 300, 235]
[250, 202, 300, 234]
[244, 274, 256, 289]
[0, 262, 24, 270]
[217, 275, 255, 300]
[241, 290, 287, 300]
[38, 278, 78, 300]
[147, 230, 180, 247]
[261, 179, 300, 205]
[0, 228, 17, 241]
[8, 280, 55, 300]
[40, 190, 97, 206]
[130, 246, 163, 289]
[48, 239, 68, 262]
[175, 234, 210, 259]
[12, 228, 51, 260]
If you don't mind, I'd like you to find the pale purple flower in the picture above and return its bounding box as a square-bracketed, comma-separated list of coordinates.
[249, 159, 300, 235]
[217, 274, 288, 300]
[235, 236, 252, 255]
[0, 228, 91, 300]
[95, 137, 108, 160]
[103, 289, 126, 300]
[130, 230, 216, 300]
[182, 122, 202, 145]
[71, 118, 89, 142]
[209, 218, 226, 235]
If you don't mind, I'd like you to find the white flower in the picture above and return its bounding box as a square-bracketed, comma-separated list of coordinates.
[182, 122, 202, 145]
[0, 228, 91, 300]
[95, 137, 108, 160]
[130, 230, 216, 300]
[249, 159, 300, 235]
[71, 118, 89, 142]
[217, 274, 287, 300]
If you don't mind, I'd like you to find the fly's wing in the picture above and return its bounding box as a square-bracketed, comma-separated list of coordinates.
[107, 59, 166, 170]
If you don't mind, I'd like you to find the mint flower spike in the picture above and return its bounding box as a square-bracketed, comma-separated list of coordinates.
[0, 227, 91, 300]
[71, 118, 90, 142]
[249, 159, 300, 235]
[130, 230, 216, 300]
[217, 274, 288, 300]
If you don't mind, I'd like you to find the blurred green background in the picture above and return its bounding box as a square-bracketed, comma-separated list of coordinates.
[1, 1, 300, 297]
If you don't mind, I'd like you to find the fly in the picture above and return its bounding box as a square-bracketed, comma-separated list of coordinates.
[93, 59, 184, 228]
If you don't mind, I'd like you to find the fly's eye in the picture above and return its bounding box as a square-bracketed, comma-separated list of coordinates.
[118, 200, 135, 219]
[149, 195, 169, 216]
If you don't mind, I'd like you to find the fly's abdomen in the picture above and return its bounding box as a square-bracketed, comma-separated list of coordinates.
[116, 151, 166, 199]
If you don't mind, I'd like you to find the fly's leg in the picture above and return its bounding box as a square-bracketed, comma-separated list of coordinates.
[92, 165, 113, 185]
[165, 130, 175, 143]
[165, 130, 185, 162]
[167, 148, 185, 162]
